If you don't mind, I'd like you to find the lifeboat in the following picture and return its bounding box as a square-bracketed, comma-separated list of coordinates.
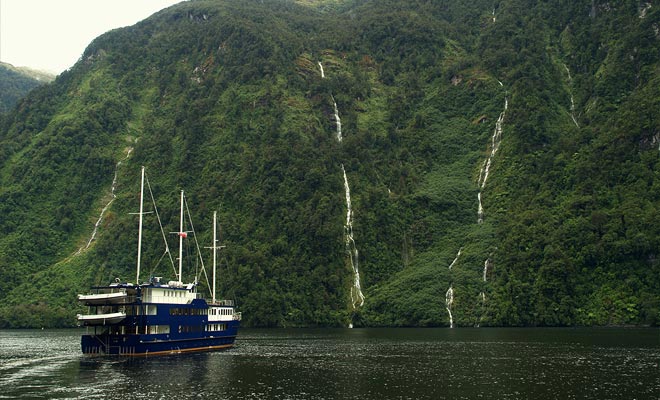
[77, 291, 128, 305]
[76, 312, 126, 326]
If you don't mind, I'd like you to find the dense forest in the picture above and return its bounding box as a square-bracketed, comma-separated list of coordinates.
[0, 0, 658, 328]
[0, 62, 54, 113]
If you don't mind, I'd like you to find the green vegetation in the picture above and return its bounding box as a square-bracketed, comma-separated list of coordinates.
[0, 62, 54, 114]
[0, 0, 658, 328]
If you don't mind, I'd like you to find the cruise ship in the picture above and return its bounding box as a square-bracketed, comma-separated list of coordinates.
[77, 167, 240, 355]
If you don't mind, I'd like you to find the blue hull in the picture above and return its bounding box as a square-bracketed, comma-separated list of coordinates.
[81, 323, 239, 356]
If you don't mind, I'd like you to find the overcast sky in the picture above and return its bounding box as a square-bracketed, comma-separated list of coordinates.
[1, 0, 182, 74]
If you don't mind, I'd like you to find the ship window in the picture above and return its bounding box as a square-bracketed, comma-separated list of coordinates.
[147, 325, 170, 334]
[179, 325, 204, 333]
[125, 306, 140, 316]
[170, 307, 204, 316]
[205, 323, 227, 332]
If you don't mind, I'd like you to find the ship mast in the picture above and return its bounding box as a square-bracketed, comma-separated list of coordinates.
[136, 166, 145, 284]
[212, 211, 217, 303]
[205, 211, 225, 303]
[178, 190, 184, 283]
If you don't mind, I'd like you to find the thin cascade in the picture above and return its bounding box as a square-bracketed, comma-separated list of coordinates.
[332, 95, 343, 142]
[343, 164, 364, 310]
[476, 291, 486, 328]
[76, 148, 133, 254]
[563, 64, 579, 128]
[483, 258, 490, 282]
[570, 96, 578, 127]
[477, 192, 484, 224]
[477, 258, 492, 327]
[477, 88, 508, 223]
[317, 61, 325, 78]
[479, 98, 507, 189]
[445, 286, 454, 328]
[448, 247, 462, 270]
[320, 60, 364, 323]
[445, 248, 461, 327]
[319, 62, 342, 143]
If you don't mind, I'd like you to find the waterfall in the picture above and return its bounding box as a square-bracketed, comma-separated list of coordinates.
[569, 95, 579, 127]
[318, 62, 343, 143]
[477, 258, 492, 327]
[483, 258, 490, 282]
[476, 291, 486, 328]
[343, 164, 364, 310]
[639, 2, 652, 19]
[317, 61, 325, 78]
[332, 96, 343, 142]
[563, 64, 579, 128]
[477, 191, 485, 224]
[75, 147, 133, 255]
[320, 59, 363, 319]
[480, 98, 507, 188]
[563, 64, 572, 81]
[477, 91, 507, 223]
[445, 248, 461, 327]
[319, 59, 363, 324]
[445, 286, 454, 328]
[448, 247, 462, 270]
[492, 8, 496, 22]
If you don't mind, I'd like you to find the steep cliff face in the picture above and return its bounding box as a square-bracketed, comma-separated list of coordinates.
[0, 0, 658, 328]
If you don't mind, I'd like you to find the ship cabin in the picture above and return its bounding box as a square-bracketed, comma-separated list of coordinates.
[78, 278, 238, 338]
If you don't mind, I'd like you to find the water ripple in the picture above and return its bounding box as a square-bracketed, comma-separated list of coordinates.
[1, 328, 658, 399]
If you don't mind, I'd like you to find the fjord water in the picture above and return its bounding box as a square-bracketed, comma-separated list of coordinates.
[1, 328, 658, 399]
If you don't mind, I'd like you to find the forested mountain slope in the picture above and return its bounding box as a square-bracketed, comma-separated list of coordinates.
[0, 62, 54, 114]
[0, 0, 658, 328]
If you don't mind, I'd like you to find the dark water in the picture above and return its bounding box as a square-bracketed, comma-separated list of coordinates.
[0, 328, 658, 399]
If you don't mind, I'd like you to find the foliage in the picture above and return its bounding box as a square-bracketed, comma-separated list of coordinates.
[0, 0, 659, 328]
[0, 62, 54, 114]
